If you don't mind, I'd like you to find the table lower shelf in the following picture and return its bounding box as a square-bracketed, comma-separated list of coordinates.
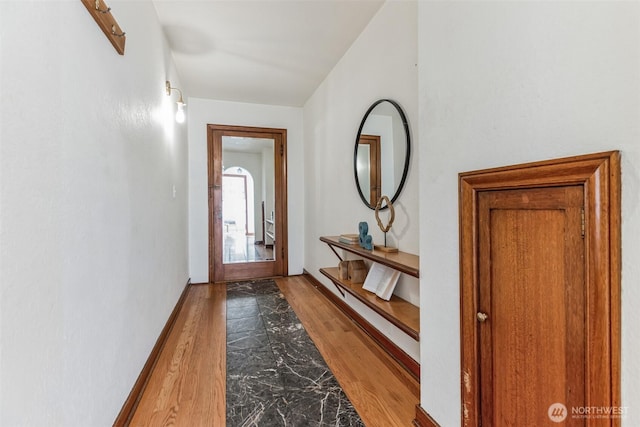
[319, 267, 419, 341]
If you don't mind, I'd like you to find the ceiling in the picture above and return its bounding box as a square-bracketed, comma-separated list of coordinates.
[152, 0, 385, 107]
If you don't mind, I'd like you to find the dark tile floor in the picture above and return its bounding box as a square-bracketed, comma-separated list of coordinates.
[226, 279, 364, 426]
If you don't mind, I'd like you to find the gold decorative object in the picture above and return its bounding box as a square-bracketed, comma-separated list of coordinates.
[374, 195, 398, 253]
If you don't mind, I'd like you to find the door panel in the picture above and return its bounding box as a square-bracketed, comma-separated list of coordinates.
[478, 186, 585, 426]
[459, 151, 621, 427]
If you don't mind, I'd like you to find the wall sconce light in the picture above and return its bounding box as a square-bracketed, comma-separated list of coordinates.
[165, 80, 186, 123]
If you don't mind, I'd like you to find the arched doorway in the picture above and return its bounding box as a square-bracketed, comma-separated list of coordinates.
[223, 166, 255, 236]
[222, 166, 271, 263]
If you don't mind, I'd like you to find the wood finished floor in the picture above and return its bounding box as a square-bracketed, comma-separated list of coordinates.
[129, 275, 419, 426]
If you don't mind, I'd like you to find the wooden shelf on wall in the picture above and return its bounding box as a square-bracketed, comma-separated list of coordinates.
[319, 267, 419, 340]
[320, 236, 419, 278]
[319, 235, 420, 341]
[316, 235, 421, 380]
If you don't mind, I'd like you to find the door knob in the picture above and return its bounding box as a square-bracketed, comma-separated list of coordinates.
[477, 312, 489, 323]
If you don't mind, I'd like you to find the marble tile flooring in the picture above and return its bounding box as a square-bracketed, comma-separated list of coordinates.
[226, 279, 364, 426]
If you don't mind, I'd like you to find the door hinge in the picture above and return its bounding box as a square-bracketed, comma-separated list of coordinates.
[581, 207, 585, 238]
[280, 143, 284, 156]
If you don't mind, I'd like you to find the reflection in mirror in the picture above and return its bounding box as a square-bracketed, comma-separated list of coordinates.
[222, 136, 275, 264]
[354, 100, 410, 209]
[356, 135, 381, 205]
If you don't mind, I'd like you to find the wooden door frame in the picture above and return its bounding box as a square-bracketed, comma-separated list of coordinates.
[207, 124, 288, 283]
[459, 151, 621, 427]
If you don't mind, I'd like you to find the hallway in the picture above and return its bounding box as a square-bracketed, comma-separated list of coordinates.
[128, 276, 419, 426]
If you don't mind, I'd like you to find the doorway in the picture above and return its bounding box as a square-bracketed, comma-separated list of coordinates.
[208, 124, 288, 282]
[459, 151, 621, 426]
[222, 170, 272, 263]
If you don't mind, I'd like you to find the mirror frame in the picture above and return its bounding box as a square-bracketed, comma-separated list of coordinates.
[353, 99, 411, 210]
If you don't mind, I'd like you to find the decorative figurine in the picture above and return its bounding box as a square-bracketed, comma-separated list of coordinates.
[358, 221, 373, 251]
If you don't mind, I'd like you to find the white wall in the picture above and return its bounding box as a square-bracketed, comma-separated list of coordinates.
[0, 2, 189, 426]
[187, 98, 304, 282]
[418, 2, 640, 425]
[303, 1, 419, 359]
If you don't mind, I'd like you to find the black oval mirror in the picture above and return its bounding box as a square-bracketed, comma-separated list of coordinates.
[354, 99, 410, 210]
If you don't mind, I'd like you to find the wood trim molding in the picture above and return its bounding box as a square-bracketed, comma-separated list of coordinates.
[303, 270, 420, 381]
[113, 279, 192, 426]
[459, 151, 621, 426]
[413, 404, 440, 427]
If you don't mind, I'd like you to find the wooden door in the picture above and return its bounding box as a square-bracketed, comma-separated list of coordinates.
[459, 151, 621, 427]
[208, 124, 288, 282]
[478, 186, 585, 426]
